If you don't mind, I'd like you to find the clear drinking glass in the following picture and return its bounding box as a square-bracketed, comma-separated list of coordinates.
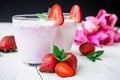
[42, 13, 77, 52]
[54, 18, 77, 52]
[54, 13, 77, 52]
[12, 14, 56, 64]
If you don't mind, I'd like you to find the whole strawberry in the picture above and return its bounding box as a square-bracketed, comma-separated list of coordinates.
[79, 42, 95, 55]
[0, 35, 17, 52]
[64, 52, 77, 70]
[39, 54, 58, 73]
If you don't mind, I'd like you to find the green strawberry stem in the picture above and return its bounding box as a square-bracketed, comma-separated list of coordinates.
[48, 7, 51, 15]
[35, 7, 51, 20]
[77, 23, 81, 26]
[87, 50, 104, 62]
[53, 45, 71, 61]
[35, 13, 47, 20]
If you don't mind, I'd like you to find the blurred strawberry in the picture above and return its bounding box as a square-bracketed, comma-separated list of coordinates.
[79, 42, 95, 55]
[0, 35, 17, 52]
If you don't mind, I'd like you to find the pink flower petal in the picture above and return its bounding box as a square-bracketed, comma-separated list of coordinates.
[82, 17, 100, 34]
[88, 31, 108, 47]
[113, 28, 120, 42]
[96, 9, 107, 19]
[74, 30, 89, 45]
[89, 29, 116, 46]
[86, 16, 100, 26]
[108, 14, 118, 27]
[100, 23, 113, 30]
[100, 30, 114, 45]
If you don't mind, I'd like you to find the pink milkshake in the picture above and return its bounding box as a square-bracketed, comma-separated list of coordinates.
[54, 18, 77, 52]
[12, 14, 56, 64]
[42, 13, 77, 52]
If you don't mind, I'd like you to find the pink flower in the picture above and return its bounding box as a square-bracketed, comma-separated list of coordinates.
[82, 16, 100, 35]
[96, 9, 107, 19]
[96, 9, 118, 27]
[74, 9, 120, 47]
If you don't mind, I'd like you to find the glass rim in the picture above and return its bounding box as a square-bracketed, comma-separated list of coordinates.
[12, 14, 42, 21]
[42, 12, 69, 15]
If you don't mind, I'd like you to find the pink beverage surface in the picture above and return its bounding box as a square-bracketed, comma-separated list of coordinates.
[13, 20, 56, 64]
[54, 19, 77, 52]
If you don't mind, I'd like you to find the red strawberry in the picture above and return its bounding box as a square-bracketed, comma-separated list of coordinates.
[64, 52, 77, 70]
[39, 45, 77, 77]
[79, 42, 95, 55]
[48, 4, 64, 26]
[55, 62, 75, 77]
[69, 4, 82, 23]
[0, 35, 16, 52]
[39, 54, 58, 73]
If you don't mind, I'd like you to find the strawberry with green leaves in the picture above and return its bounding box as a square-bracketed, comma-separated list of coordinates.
[0, 35, 17, 52]
[53, 46, 77, 71]
[79, 42, 104, 62]
[39, 45, 71, 73]
[35, 4, 64, 26]
[53, 45, 77, 77]
[39, 45, 77, 77]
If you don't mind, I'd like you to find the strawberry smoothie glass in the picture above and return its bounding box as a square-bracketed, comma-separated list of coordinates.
[54, 19, 77, 52]
[42, 13, 77, 52]
[54, 13, 77, 52]
[12, 14, 56, 64]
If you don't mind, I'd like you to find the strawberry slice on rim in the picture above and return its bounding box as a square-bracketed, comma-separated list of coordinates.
[69, 4, 82, 23]
[48, 4, 64, 26]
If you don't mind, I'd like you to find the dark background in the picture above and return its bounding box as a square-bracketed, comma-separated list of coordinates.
[0, 0, 119, 26]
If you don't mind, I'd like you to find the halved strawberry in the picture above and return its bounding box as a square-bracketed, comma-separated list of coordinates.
[69, 4, 82, 23]
[55, 62, 75, 77]
[0, 35, 17, 52]
[48, 4, 64, 26]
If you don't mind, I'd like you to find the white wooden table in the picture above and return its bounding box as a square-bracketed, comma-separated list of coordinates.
[0, 22, 120, 80]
